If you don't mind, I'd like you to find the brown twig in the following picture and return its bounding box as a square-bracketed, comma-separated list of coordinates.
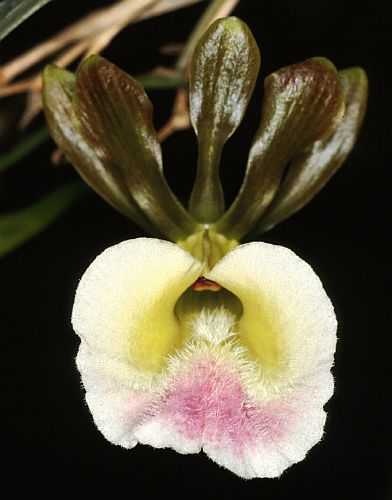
[0, 0, 204, 86]
[157, 89, 190, 142]
[0, 0, 238, 137]
[176, 0, 240, 72]
[0, 78, 38, 97]
[0, 39, 90, 98]
[0, 0, 158, 85]
[15, 29, 124, 126]
[19, 92, 42, 129]
[0, 0, 206, 128]
[84, 26, 123, 57]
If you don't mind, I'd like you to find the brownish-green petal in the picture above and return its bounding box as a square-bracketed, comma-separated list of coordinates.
[74, 55, 198, 241]
[42, 65, 156, 234]
[256, 67, 368, 232]
[188, 17, 261, 223]
[214, 57, 345, 240]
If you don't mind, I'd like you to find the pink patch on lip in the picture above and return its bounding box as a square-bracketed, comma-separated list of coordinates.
[154, 359, 296, 452]
[123, 392, 154, 425]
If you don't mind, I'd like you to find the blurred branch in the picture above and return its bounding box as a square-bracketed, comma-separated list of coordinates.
[0, 126, 49, 173]
[0, 182, 85, 258]
[0, 0, 204, 86]
[157, 88, 190, 141]
[0, 0, 239, 169]
[0, 0, 206, 126]
[176, 0, 240, 72]
[0, 0, 157, 84]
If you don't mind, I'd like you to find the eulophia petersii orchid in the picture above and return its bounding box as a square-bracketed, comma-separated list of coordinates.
[42, 18, 367, 479]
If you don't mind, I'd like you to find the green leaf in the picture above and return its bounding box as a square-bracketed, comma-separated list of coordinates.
[188, 17, 261, 223]
[0, 126, 49, 174]
[214, 57, 345, 240]
[0, 0, 53, 42]
[0, 182, 84, 258]
[74, 55, 199, 241]
[137, 71, 185, 90]
[256, 67, 368, 232]
[42, 64, 157, 235]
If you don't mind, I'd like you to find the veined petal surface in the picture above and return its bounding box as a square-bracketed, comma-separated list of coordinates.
[257, 67, 368, 232]
[42, 65, 155, 232]
[188, 17, 261, 222]
[75, 56, 198, 240]
[215, 58, 344, 239]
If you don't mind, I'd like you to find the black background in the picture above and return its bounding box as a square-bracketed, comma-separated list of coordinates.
[0, 0, 390, 497]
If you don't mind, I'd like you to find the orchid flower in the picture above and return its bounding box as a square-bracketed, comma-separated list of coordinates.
[42, 17, 367, 479]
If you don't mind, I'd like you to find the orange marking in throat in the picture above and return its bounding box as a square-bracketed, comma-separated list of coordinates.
[192, 277, 222, 292]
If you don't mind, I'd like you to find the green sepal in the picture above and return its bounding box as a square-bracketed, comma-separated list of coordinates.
[188, 17, 261, 223]
[0, 182, 84, 258]
[42, 65, 157, 234]
[214, 57, 345, 240]
[256, 67, 368, 232]
[74, 55, 198, 241]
